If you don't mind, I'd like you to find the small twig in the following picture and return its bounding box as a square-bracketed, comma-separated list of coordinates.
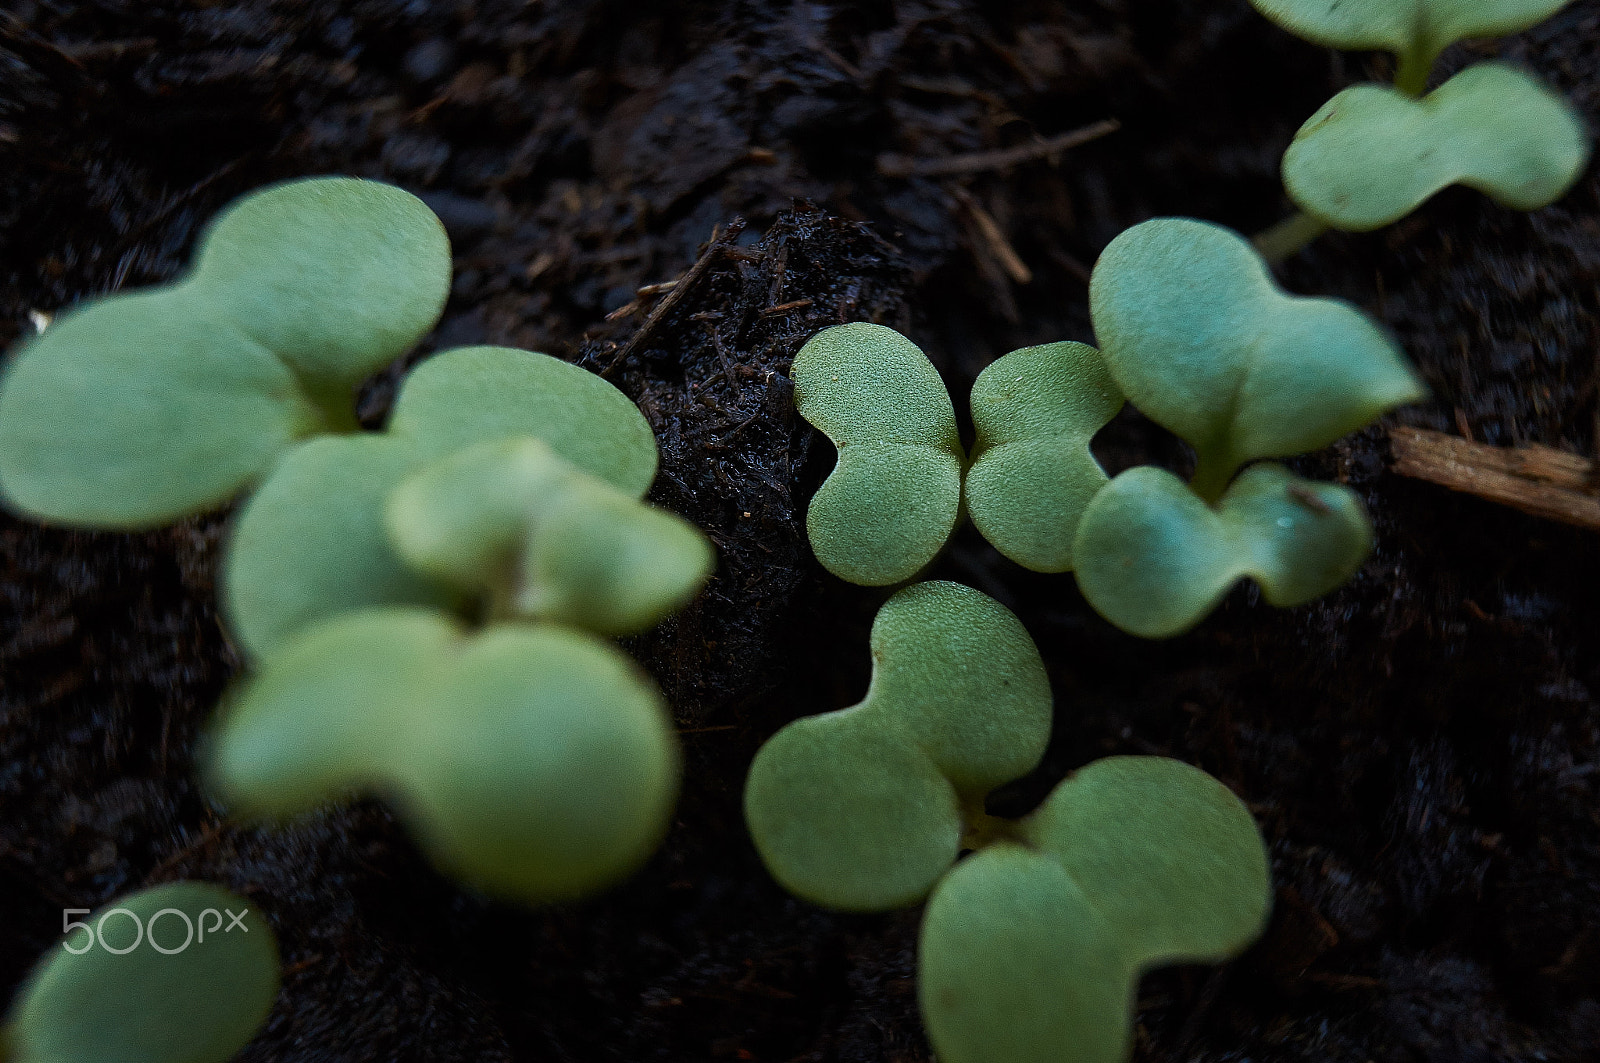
[759, 298, 813, 316]
[952, 187, 1031, 285]
[1389, 425, 1600, 530]
[876, 118, 1119, 178]
[602, 218, 746, 377]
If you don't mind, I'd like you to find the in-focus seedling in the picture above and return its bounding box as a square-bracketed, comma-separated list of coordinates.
[209, 607, 680, 904]
[0, 177, 449, 527]
[4, 881, 279, 1063]
[745, 582, 1271, 1063]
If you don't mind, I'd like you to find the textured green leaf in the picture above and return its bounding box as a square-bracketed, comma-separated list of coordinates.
[1249, 0, 1573, 71]
[1072, 463, 1373, 638]
[223, 346, 660, 659]
[209, 608, 680, 904]
[792, 323, 965, 585]
[6, 882, 279, 1063]
[1284, 63, 1589, 231]
[1090, 218, 1423, 497]
[387, 437, 714, 635]
[966, 342, 1123, 572]
[0, 178, 450, 528]
[744, 581, 1052, 911]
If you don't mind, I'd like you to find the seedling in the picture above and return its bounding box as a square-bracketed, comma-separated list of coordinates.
[1249, 0, 1587, 257]
[4, 881, 279, 1063]
[209, 606, 680, 904]
[0, 177, 449, 527]
[745, 581, 1271, 1063]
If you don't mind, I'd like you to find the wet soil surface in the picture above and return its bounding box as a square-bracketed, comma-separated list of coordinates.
[2, 1, 1599, 1060]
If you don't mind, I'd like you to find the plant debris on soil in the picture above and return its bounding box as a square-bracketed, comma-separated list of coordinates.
[2, 1, 1599, 1061]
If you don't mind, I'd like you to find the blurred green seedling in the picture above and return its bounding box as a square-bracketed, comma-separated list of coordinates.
[4, 881, 279, 1063]
[744, 581, 1270, 1063]
[1079, 217, 1422, 636]
[1249, 0, 1587, 257]
[209, 607, 680, 904]
[0, 177, 449, 527]
[793, 324, 1121, 581]
[222, 344, 688, 658]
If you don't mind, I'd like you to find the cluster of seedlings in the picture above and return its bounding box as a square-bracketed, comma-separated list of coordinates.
[0, 1, 1590, 1060]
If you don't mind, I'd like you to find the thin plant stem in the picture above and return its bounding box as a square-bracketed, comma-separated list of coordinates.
[1252, 211, 1329, 265]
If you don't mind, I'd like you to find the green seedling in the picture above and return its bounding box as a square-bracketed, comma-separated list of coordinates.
[4, 881, 279, 1063]
[745, 581, 1270, 1063]
[222, 344, 670, 658]
[1077, 217, 1421, 636]
[0, 177, 449, 527]
[209, 607, 680, 904]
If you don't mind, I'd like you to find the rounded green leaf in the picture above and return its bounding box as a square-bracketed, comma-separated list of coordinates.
[209, 608, 680, 904]
[190, 177, 450, 389]
[387, 437, 711, 635]
[1072, 463, 1374, 638]
[5, 881, 279, 1063]
[0, 290, 321, 528]
[1090, 218, 1424, 495]
[1022, 757, 1272, 968]
[920, 845, 1135, 1063]
[1249, 0, 1573, 70]
[743, 581, 1052, 911]
[0, 178, 452, 528]
[792, 323, 965, 585]
[1284, 63, 1589, 232]
[966, 342, 1123, 572]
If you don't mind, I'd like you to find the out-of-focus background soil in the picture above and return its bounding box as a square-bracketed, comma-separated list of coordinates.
[2, 1, 1598, 1059]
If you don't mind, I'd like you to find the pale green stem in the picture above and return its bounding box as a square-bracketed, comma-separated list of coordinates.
[1253, 211, 1329, 265]
[1189, 450, 1237, 506]
[959, 795, 1024, 851]
[1394, 45, 1436, 97]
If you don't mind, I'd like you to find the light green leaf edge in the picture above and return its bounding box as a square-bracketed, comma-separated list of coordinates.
[1072, 463, 1374, 639]
[0, 177, 450, 528]
[1089, 217, 1425, 500]
[966, 341, 1124, 572]
[744, 581, 1052, 911]
[208, 607, 680, 904]
[792, 323, 966, 586]
[1284, 62, 1590, 232]
[5, 881, 279, 1063]
[221, 345, 660, 660]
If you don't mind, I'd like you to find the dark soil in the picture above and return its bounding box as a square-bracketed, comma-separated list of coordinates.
[2, 1, 1599, 1061]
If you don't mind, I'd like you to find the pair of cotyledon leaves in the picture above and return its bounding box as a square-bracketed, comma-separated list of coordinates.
[0, 177, 711, 903]
[5, 882, 278, 1063]
[795, 217, 1423, 637]
[745, 581, 1271, 1063]
[1252, 0, 1589, 231]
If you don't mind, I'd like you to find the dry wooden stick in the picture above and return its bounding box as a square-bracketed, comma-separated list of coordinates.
[1389, 425, 1600, 530]
[876, 118, 1120, 178]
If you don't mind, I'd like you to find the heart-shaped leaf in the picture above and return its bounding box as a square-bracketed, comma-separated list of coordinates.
[966, 342, 1124, 572]
[1072, 463, 1373, 638]
[1089, 218, 1424, 499]
[920, 757, 1270, 1063]
[1284, 63, 1589, 232]
[222, 346, 660, 659]
[5, 881, 279, 1063]
[387, 436, 714, 635]
[792, 323, 965, 585]
[744, 581, 1052, 910]
[209, 607, 680, 903]
[0, 177, 450, 528]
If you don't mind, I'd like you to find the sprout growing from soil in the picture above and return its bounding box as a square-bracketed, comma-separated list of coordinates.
[744, 581, 1271, 1063]
[4, 881, 279, 1063]
[1077, 217, 1423, 636]
[0, 177, 449, 527]
[209, 607, 681, 904]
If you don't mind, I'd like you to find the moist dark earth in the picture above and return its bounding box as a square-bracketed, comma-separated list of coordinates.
[2, 1, 1599, 1060]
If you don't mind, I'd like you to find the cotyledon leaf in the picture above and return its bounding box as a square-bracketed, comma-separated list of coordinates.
[1071, 463, 1373, 639]
[5, 881, 279, 1063]
[222, 346, 660, 659]
[209, 607, 680, 904]
[0, 177, 450, 528]
[744, 581, 1052, 911]
[966, 341, 1124, 572]
[1284, 63, 1589, 232]
[1089, 218, 1424, 499]
[792, 323, 965, 586]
